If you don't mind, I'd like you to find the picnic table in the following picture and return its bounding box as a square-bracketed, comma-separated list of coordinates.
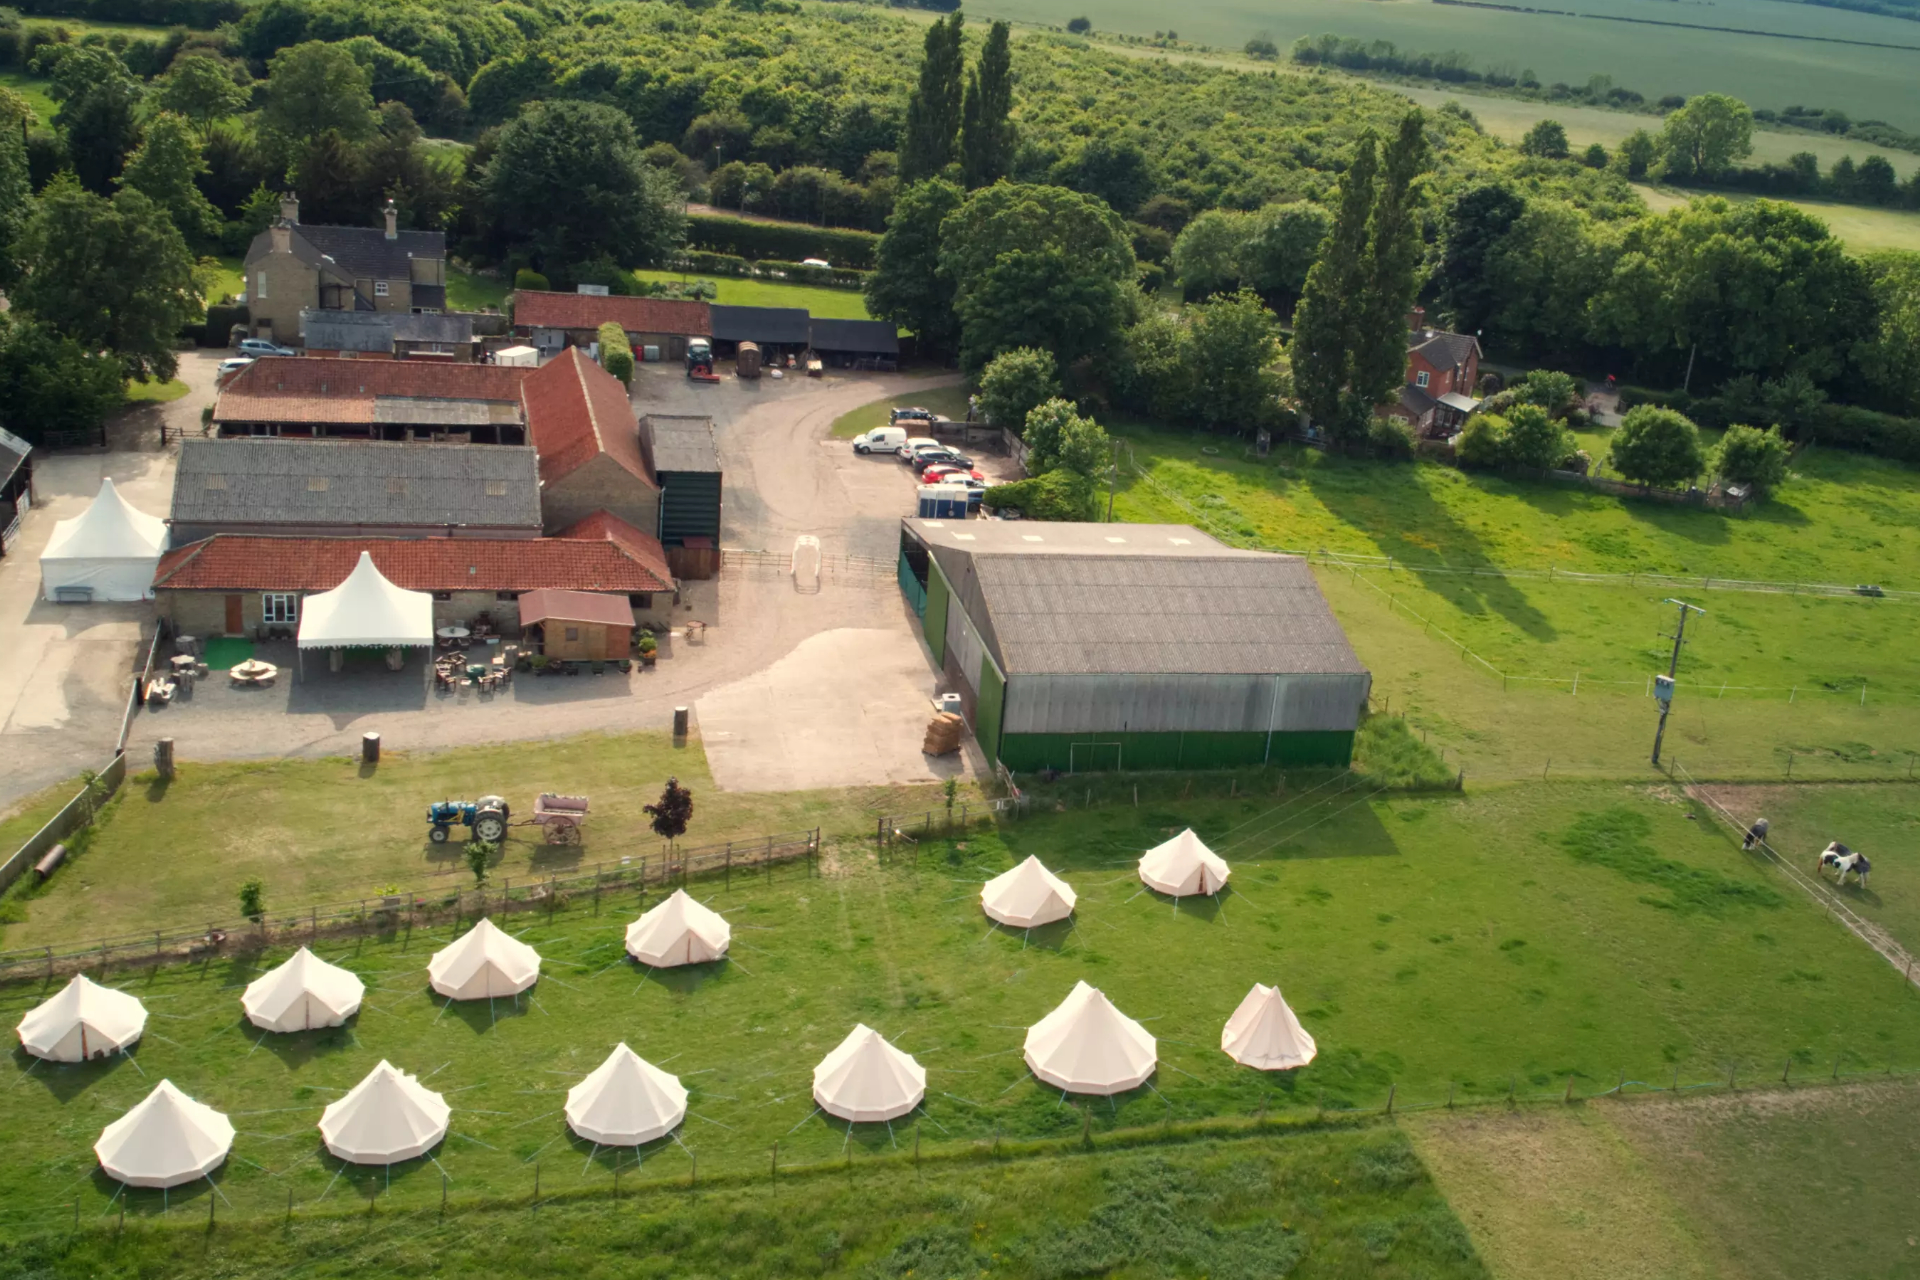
[230, 659, 277, 685]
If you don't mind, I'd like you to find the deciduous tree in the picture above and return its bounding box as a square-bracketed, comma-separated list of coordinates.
[1518, 119, 1569, 160]
[0, 314, 126, 445]
[1436, 182, 1525, 334]
[976, 347, 1059, 430]
[37, 45, 143, 193]
[1239, 202, 1330, 307]
[155, 53, 252, 138]
[1186, 290, 1282, 429]
[645, 777, 694, 842]
[1021, 398, 1108, 477]
[1658, 93, 1753, 180]
[900, 12, 964, 182]
[1290, 132, 1379, 439]
[260, 42, 377, 167]
[865, 177, 963, 355]
[1608, 405, 1706, 488]
[118, 112, 222, 247]
[959, 20, 1014, 189]
[1712, 423, 1789, 494]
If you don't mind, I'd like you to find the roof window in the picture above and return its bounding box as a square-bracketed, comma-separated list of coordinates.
[307, 477, 329, 492]
[203, 475, 227, 490]
[485, 481, 508, 497]
[387, 478, 407, 495]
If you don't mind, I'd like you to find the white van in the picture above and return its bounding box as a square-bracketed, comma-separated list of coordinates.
[852, 425, 908, 455]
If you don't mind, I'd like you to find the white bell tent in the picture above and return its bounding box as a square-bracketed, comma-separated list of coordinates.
[242, 947, 366, 1032]
[428, 917, 541, 1000]
[565, 1043, 688, 1145]
[980, 857, 1076, 929]
[625, 889, 731, 968]
[812, 1025, 926, 1122]
[1220, 983, 1317, 1071]
[16, 973, 147, 1062]
[1137, 829, 1231, 898]
[39, 477, 168, 602]
[1023, 980, 1157, 1096]
[319, 1060, 451, 1164]
[295, 551, 433, 669]
[94, 1080, 235, 1188]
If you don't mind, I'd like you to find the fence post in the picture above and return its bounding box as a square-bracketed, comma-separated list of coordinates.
[725, 843, 732, 891]
[766, 835, 773, 885]
[1564, 1074, 1575, 1103]
[1385, 1083, 1396, 1115]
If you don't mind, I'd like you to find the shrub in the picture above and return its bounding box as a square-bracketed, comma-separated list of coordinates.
[1066, 15, 1092, 34]
[463, 840, 494, 886]
[1510, 368, 1581, 417]
[1367, 415, 1414, 459]
[512, 268, 550, 292]
[982, 469, 1099, 521]
[1022, 398, 1109, 477]
[1501, 403, 1574, 470]
[237, 877, 264, 922]
[1244, 36, 1279, 59]
[685, 213, 878, 269]
[1609, 405, 1706, 489]
[1455, 412, 1507, 466]
[1712, 423, 1789, 494]
[597, 321, 633, 385]
[645, 776, 694, 842]
[977, 347, 1059, 431]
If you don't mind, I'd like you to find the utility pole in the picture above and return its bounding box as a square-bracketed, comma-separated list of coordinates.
[1106, 438, 1121, 521]
[1650, 598, 1706, 767]
[1682, 342, 1698, 395]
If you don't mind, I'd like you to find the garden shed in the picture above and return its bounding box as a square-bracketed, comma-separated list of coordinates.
[898, 519, 1371, 772]
[518, 588, 635, 661]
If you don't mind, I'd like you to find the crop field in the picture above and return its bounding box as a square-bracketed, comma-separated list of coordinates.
[986, 0, 1920, 129]
[3, 779, 1918, 1242]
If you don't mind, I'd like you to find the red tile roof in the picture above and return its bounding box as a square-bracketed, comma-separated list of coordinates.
[558, 510, 676, 585]
[153, 531, 672, 595]
[512, 291, 711, 336]
[214, 358, 528, 424]
[522, 347, 656, 489]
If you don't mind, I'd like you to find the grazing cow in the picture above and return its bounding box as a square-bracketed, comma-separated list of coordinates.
[1743, 818, 1769, 850]
[1817, 842, 1871, 888]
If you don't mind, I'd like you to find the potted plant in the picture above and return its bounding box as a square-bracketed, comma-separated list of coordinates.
[637, 630, 658, 667]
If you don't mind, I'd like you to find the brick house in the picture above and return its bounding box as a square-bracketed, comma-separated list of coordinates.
[523, 347, 661, 535]
[244, 196, 448, 347]
[1389, 308, 1483, 436]
[512, 291, 711, 363]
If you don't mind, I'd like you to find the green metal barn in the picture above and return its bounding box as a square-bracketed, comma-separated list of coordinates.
[898, 520, 1371, 772]
[643, 414, 721, 579]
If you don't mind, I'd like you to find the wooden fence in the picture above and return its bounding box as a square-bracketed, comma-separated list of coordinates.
[0, 757, 125, 897]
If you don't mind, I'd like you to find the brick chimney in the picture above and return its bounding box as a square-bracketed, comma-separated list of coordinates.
[383, 199, 398, 240]
[1407, 305, 1426, 333]
[279, 193, 299, 224]
[269, 221, 291, 253]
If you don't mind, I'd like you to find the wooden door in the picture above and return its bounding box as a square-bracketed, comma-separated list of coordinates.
[224, 595, 243, 634]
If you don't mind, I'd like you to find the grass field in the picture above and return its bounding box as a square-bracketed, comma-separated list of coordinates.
[4, 778, 1919, 1235]
[0, 71, 55, 126]
[1633, 185, 1920, 251]
[630, 270, 876, 319]
[445, 269, 509, 313]
[829, 385, 975, 438]
[120, 379, 188, 405]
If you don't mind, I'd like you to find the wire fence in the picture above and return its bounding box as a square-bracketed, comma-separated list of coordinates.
[0, 829, 821, 983]
[719, 547, 896, 581]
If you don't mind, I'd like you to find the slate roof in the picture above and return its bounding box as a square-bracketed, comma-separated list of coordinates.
[710, 305, 810, 345]
[170, 438, 542, 532]
[809, 318, 899, 355]
[153, 531, 671, 595]
[904, 520, 1365, 678]
[212, 359, 528, 426]
[302, 311, 393, 354]
[1408, 328, 1480, 370]
[512, 291, 711, 335]
[522, 347, 657, 489]
[642, 415, 720, 475]
[0, 426, 29, 483]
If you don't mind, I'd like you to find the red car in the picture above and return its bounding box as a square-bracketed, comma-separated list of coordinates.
[922, 464, 985, 483]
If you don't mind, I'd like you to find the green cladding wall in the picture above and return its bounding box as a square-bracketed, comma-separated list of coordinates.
[976, 657, 1006, 765]
[923, 560, 950, 664]
[994, 730, 1355, 773]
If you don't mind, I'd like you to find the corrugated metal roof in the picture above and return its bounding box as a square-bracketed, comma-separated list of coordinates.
[810, 318, 898, 355]
[710, 305, 810, 345]
[171, 438, 541, 531]
[643, 415, 720, 474]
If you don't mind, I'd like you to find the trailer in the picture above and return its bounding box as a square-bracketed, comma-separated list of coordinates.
[530, 793, 590, 845]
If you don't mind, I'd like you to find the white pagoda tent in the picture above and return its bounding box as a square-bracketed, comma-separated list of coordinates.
[565, 1043, 688, 1145]
[39, 477, 168, 602]
[625, 889, 730, 968]
[1220, 983, 1317, 1071]
[16, 973, 147, 1062]
[241, 947, 366, 1032]
[981, 857, 1076, 929]
[295, 551, 433, 672]
[1023, 981, 1157, 1096]
[319, 1060, 450, 1164]
[1137, 829, 1230, 898]
[428, 917, 541, 1000]
[812, 1025, 926, 1122]
[94, 1080, 235, 1188]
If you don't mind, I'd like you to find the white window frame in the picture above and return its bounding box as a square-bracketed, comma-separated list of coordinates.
[255, 272, 268, 300]
[262, 593, 298, 624]
[374, 281, 390, 298]
[1414, 370, 1431, 389]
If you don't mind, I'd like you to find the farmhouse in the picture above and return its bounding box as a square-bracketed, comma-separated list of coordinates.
[899, 520, 1370, 771]
[1390, 308, 1482, 436]
[244, 197, 447, 347]
[168, 438, 543, 543]
[511, 291, 711, 363]
[524, 347, 661, 536]
[211, 357, 530, 444]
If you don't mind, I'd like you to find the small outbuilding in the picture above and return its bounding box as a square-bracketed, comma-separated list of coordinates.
[642, 414, 722, 579]
[518, 588, 635, 661]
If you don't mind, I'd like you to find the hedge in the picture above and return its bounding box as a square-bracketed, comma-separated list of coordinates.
[686, 214, 879, 270]
[11, 0, 242, 26]
[669, 250, 870, 291]
[1616, 385, 1920, 466]
[202, 303, 249, 348]
[597, 322, 633, 386]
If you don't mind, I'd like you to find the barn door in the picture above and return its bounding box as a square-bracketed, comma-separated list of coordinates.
[224, 595, 243, 634]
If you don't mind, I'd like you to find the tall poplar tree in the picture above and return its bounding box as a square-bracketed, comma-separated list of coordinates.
[900, 12, 964, 182]
[1288, 133, 1378, 440]
[1352, 110, 1430, 410]
[960, 20, 1014, 189]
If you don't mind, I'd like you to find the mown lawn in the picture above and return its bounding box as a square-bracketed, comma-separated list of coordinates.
[3, 779, 1916, 1233]
[121, 379, 188, 405]
[0, 70, 56, 125]
[630, 269, 876, 319]
[829, 384, 976, 438]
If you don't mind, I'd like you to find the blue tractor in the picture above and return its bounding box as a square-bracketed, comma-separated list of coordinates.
[426, 795, 510, 844]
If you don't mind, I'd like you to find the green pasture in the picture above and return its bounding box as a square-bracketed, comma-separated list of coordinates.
[3, 780, 1917, 1236]
[120, 379, 188, 405]
[0, 71, 55, 126]
[829, 384, 975, 438]
[1633, 185, 1920, 252]
[630, 269, 876, 320]
[445, 269, 509, 314]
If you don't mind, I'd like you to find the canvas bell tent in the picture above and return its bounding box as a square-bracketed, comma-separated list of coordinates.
[94, 1080, 235, 1188]
[16, 974, 147, 1062]
[319, 1060, 451, 1164]
[625, 889, 731, 967]
[565, 1043, 688, 1145]
[242, 947, 366, 1032]
[296, 550, 434, 666]
[812, 1025, 926, 1122]
[1023, 980, 1157, 1096]
[1138, 829, 1230, 898]
[1220, 983, 1317, 1071]
[39, 477, 168, 602]
[428, 917, 541, 1000]
[981, 857, 1076, 928]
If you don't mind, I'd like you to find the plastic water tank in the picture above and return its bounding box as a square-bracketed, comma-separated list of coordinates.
[935, 693, 965, 718]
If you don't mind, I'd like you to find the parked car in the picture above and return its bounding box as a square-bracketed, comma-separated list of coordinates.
[890, 406, 935, 424]
[922, 464, 986, 483]
[897, 436, 940, 461]
[853, 426, 908, 455]
[913, 448, 971, 474]
[237, 338, 296, 358]
[801, 257, 831, 269]
[216, 357, 254, 378]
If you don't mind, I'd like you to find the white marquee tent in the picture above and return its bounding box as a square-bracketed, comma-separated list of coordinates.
[625, 889, 731, 968]
[981, 857, 1077, 929]
[39, 477, 169, 603]
[428, 917, 541, 1000]
[812, 1025, 926, 1122]
[1220, 983, 1317, 1071]
[1137, 829, 1230, 898]
[94, 1080, 235, 1188]
[296, 551, 434, 652]
[565, 1043, 688, 1145]
[1023, 981, 1157, 1096]
[242, 947, 366, 1032]
[319, 1060, 451, 1164]
[16, 973, 147, 1062]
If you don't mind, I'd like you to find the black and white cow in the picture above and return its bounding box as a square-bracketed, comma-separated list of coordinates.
[1817, 841, 1871, 887]
[1743, 818, 1769, 850]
